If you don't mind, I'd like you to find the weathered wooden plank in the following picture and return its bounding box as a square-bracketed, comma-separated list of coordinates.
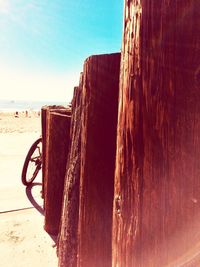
[41, 105, 68, 203]
[41, 106, 48, 199]
[44, 111, 71, 235]
[57, 77, 83, 267]
[113, 1, 200, 266]
[78, 53, 120, 267]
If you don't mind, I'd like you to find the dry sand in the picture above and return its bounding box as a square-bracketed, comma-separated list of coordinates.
[0, 111, 41, 187]
[0, 111, 58, 267]
[0, 110, 41, 133]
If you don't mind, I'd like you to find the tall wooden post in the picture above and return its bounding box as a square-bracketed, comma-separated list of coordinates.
[44, 110, 71, 235]
[58, 77, 83, 267]
[78, 53, 120, 267]
[41, 105, 68, 201]
[41, 105, 48, 199]
[113, 1, 200, 266]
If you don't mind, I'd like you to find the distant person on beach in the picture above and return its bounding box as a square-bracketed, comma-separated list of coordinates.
[25, 110, 28, 117]
[15, 111, 19, 118]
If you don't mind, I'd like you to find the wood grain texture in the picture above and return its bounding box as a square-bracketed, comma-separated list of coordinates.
[41, 106, 48, 199]
[58, 77, 83, 267]
[78, 53, 120, 267]
[113, 1, 200, 266]
[44, 111, 71, 235]
[41, 105, 69, 205]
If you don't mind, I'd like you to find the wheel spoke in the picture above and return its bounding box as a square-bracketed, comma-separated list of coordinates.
[21, 138, 42, 186]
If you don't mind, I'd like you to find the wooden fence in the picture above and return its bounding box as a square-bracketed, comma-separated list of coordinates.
[42, 1, 200, 266]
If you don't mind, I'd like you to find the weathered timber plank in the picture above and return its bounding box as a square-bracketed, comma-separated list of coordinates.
[41, 105, 68, 204]
[58, 77, 83, 267]
[44, 111, 71, 235]
[113, 1, 200, 267]
[78, 53, 120, 267]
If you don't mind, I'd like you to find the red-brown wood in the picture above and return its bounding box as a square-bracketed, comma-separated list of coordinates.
[41, 105, 69, 203]
[113, 1, 200, 266]
[44, 111, 71, 235]
[58, 78, 83, 267]
[78, 53, 120, 267]
[41, 106, 48, 199]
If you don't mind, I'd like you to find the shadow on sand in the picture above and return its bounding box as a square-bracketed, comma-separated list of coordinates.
[25, 182, 44, 215]
[25, 182, 57, 243]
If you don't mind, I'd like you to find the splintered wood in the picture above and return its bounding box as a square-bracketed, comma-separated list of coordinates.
[58, 53, 120, 267]
[113, 1, 200, 267]
[43, 107, 71, 235]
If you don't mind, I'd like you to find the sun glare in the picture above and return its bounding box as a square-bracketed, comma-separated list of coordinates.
[0, 0, 9, 13]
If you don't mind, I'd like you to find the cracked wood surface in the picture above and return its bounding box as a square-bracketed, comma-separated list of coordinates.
[113, 1, 200, 266]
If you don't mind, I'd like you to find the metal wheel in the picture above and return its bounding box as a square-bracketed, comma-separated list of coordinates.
[21, 138, 42, 186]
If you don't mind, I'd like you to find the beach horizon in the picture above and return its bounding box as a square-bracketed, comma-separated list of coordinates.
[0, 99, 70, 113]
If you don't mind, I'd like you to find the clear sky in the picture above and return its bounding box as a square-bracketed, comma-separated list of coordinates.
[0, 0, 123, 102]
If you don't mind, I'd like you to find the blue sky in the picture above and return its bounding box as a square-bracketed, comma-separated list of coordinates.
[0, 0, 123, 101]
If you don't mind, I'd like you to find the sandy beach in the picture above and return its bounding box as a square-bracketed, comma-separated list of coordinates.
[0, 110, 41, 133]
[0, 111, 58, 267]
[0, 111, 41, 187]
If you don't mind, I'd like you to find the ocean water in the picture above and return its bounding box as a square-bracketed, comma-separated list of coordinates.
[0, 99, 69, 112]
